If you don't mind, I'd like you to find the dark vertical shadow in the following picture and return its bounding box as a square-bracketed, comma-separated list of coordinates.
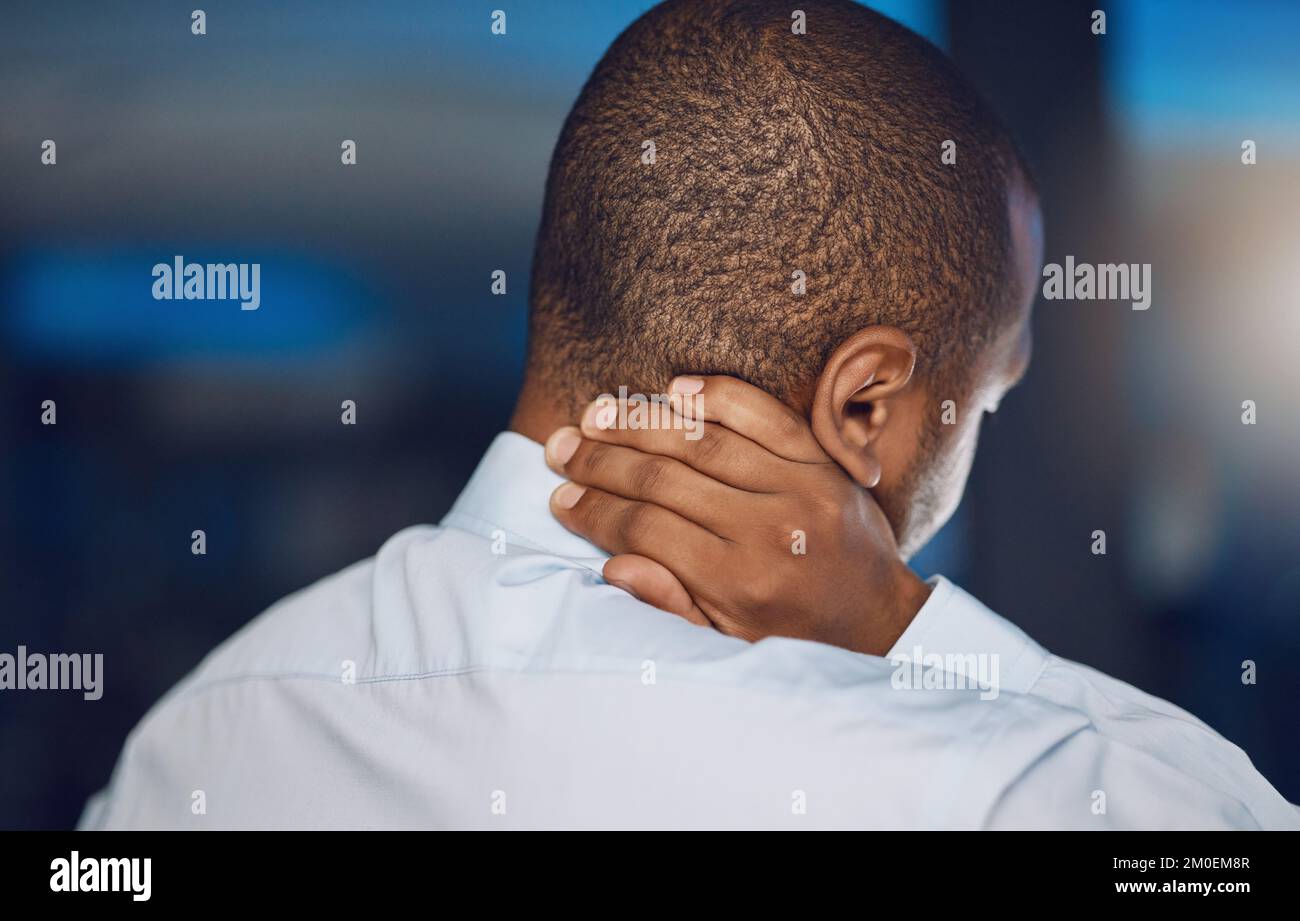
[944, 1, 1138, 670]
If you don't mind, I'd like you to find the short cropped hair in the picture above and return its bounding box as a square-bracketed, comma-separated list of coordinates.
[526, 0, 1032, 412]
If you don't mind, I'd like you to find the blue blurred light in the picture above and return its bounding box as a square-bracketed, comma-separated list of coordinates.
[3, 247, 377, 366]
[865, 0, 946, 48]
[435, 0, 946, 89]
[1108, 0, 1300, 146]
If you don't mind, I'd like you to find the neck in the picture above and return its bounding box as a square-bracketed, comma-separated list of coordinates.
[508, 376, 575, 446]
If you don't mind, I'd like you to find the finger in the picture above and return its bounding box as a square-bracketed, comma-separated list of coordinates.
[667, 375, 827, 463]
[545, 426, 745, 535]
[578, 399, 785, 491]
[603, 554, 713, 628]
[549, 482, 729, 598]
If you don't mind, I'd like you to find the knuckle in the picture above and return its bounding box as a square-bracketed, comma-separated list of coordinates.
[794, 484, 844, 522]
[774, 522, 803, 553]
[630, 457, 668, 495]
[733, 562, 773, 608]
[690, 428, 725, 466]
[615, 502, 653, 545]
[814, 489, 845, 521]
[570, 488, 604, 526]
[575, 442, 609, 479]
[733, 579, 760, 609]
[771, 496, 829, 551]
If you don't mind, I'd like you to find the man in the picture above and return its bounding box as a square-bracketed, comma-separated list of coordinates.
[82, 0, 1297, 829]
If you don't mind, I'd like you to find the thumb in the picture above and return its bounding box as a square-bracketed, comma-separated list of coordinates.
[603, 554, 713, 628]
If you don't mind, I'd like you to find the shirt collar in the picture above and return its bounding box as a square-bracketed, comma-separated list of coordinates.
[444, 433, 1048, 693]
[441, 431, 610, 568]
[887, 576, 1050, 696]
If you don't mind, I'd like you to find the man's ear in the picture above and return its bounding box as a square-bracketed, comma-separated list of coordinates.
[809, 327, 918, 488]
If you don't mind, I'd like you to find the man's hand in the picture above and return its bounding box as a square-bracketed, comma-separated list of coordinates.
[544, 376, 930, 655]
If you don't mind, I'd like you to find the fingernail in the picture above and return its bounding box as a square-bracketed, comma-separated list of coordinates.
[606, 579, 641, 601]
[583, 399, 616, 430]
[552, 482, 586, 509]
[670, 376, 704, 395]
[545, 427, 581, 466]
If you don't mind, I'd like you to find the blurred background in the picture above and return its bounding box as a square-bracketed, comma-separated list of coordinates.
[2, 0, 1297, 828]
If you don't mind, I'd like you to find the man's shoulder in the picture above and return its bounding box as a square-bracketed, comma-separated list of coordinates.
[140, 523, 1078, 742]
[912, 578, 1299, 826]
[177, 525, 432, 694]
[83, 533, 1091, 829]
[1019, 635, 1299, 827]
[911, 577, 1231, 741]
[174, 522, 550, 693]
[1035, 653, 1213, 731]
[1034, 654, 1273, 782]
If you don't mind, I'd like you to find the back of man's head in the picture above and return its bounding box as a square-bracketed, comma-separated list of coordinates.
[525, 0, 1031, 416]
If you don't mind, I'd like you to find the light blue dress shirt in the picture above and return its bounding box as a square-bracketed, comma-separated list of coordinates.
[81, 433, 1300, 829]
